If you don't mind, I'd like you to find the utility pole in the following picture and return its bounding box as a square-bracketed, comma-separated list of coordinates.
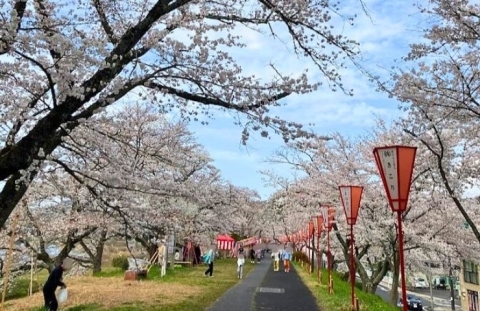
[429, 262, 434, 311]
[449, 257, 455, 310]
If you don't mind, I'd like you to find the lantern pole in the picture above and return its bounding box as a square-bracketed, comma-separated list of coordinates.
[373, 146, 416, 311]
[317, 231, 321, 283]
[397, 211, 408, 311]
[327, 226, 331, 293]
[316, 215, 323, 284]
[311, 226, 314, 274]
[322, 205, 334, 294]
[349, 224, 354, 310]
[339, 185, 363, 311]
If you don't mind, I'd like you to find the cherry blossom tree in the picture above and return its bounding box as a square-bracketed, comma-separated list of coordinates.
[262, 124, 476, 302]
[387, 0, 480, 245]
[0, 0, 364, 227]
[0, 102, 236, 274]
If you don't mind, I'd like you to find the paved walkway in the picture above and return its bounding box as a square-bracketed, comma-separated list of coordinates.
[207, 257, 319, 311]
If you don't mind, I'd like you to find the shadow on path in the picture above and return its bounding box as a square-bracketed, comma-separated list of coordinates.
[207, 257, 319, 311]
[254, 260, 319, 311]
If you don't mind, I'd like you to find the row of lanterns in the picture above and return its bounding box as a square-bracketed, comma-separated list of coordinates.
[278, 146, 417, 311]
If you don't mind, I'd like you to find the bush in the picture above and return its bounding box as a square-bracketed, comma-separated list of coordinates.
[293, 251, 310, 263]
[112, 255, 129, 271]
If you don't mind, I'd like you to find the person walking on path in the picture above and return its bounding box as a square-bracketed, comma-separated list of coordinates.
[204, 244, 215, 277]
[237, 250, 246, 279]
[256, 249, 262, 263]
[272, 251, 280, 272]
[249, 248, 255, 264]
[43, 258, 72, 311]
[282, 249, 292, 272]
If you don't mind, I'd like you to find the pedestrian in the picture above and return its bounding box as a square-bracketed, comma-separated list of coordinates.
[282, 249, 292, 272]
[237, 250, 245, 279]
[204, 244, 215, 277]
[256, 249, 262, 263]
[43, 258, 72, 311]
[273, 251, 280, 272]
[238, 243, 244, 255]
[249, 248, 255, 264]
[157, 239, 167, 277]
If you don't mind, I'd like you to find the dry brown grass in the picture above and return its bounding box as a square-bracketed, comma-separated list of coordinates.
[4, 275, 201, 311]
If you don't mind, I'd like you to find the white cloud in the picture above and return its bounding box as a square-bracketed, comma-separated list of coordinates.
[185, 1, 423, 199]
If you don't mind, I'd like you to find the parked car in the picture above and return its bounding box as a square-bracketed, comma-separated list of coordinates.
[398, 295, 423, 311]
[414, 278, 428, 289]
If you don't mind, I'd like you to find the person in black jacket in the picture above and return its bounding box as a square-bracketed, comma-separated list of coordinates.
[43, 259, 71, 311]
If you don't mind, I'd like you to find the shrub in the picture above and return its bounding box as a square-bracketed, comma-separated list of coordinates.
[293, 251, 310, 263]
[112, 255, 129, 271]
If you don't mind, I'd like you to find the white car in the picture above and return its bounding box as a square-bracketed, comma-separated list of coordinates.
[414, 278, 428, 289]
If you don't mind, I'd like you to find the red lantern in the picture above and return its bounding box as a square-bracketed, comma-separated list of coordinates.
[373, 145, 417, 311]
[373, 146, 417, 212]
[339, 185, 364, 225]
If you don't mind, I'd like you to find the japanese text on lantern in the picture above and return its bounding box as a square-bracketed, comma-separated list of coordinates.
[321, 207, 328, 226]
[340, 187, 352, 217]
[379, 148, 399, 201]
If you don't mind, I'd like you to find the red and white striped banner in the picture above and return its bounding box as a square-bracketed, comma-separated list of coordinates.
[217, 240, 234, 250]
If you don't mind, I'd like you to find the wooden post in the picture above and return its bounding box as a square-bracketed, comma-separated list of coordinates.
[34, 256, 38, 287]
[29, 252, 34, 296]
[1, 213, 19, 307]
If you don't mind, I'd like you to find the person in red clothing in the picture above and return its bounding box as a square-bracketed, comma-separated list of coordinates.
[43, 258, 72, 311]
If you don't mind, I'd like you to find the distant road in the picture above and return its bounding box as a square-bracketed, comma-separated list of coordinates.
[375, 283, 461, 309]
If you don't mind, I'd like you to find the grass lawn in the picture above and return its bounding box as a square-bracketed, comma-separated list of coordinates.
[3, 259, 253, 311]
[293, 261, 400, 311]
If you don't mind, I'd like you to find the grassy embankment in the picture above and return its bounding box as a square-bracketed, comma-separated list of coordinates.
[293, 260, 400, 311]
[2, 259, 252, 311]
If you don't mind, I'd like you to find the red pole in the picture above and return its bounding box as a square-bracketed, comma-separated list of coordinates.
[397, 212, 408, 311]
[327, 228, 331, 294]
[350, 225, 355, 311]
[317, 234, 321, 283]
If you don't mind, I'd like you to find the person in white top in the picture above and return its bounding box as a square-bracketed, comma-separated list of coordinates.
[272, 252, 280, 271]
[237, 250, 246, 279]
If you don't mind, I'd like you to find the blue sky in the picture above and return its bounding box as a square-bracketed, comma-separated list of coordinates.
[183, 0, 423, 199]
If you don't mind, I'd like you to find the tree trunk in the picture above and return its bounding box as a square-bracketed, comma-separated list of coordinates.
[147, 244, 157, 260]
[92, 229, 107, 273]
[390, 250, 400, 305]
[357, 258, 390, 294]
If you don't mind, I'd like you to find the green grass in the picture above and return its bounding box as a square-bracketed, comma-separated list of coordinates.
[113, 260, 255, 311]
[7, 259, 254, 311]
[293, 261, 400, 311]
[3, 269, 49, 301]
